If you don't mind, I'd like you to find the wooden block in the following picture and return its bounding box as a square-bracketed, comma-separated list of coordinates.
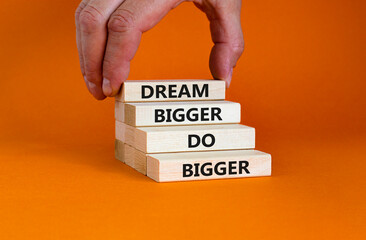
[116, 121, 255, 153]
[147, 150, 271, 182]
[115, 80, 225, 102]
[114, 100, 125, 122]
[115, 139, 147, 175]
[124, 143, 135, 168]
[115, 100, 241, 126]
[114, 139, 125, 163]
[133, 147, 147, 175]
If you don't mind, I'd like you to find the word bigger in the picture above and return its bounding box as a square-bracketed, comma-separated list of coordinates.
[142, 84, 208, 99]
[155, 107, 222, 123]
[183, 161, 250, 177]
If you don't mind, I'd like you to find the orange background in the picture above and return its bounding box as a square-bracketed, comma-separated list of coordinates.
[1, 0, 365, 239]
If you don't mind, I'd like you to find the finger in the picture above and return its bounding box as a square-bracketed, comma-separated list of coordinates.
[76, 0, 98, 96]
[75, 0, 90, 79]
[78, 0, 125, 100]
[102, 0, 181, 96]
[195, 0, 244, 87]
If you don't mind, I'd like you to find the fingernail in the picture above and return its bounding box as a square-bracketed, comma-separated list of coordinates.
[226, 68, 233, 88]
[102, 78, 113, 96]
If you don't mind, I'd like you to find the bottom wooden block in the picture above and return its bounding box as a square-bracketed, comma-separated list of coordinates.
[147, 150, 271, 182]
[116, 140, 271, 182]
[115, 139, 147, 175]
[115, 139, 125, 163]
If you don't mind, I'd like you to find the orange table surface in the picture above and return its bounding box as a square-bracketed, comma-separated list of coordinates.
[1, 137, 365, 239]
[1, 0, 365, 239]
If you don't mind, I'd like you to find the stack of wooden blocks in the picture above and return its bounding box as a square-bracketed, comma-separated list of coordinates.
[115, 80, 271, 182]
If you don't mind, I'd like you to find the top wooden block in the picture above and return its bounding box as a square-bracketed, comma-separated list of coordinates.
[115, 80, 225, 102]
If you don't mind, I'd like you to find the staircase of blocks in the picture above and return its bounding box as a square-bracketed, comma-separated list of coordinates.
[114, 80, 272, 182]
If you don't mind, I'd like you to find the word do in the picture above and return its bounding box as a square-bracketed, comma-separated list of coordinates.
[188, 134, 215, 148]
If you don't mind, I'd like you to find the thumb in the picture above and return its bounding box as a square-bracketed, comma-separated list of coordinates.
[195, 0, 244, 87]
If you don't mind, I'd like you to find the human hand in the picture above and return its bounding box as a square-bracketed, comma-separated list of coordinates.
[75, 0, 244, 100]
